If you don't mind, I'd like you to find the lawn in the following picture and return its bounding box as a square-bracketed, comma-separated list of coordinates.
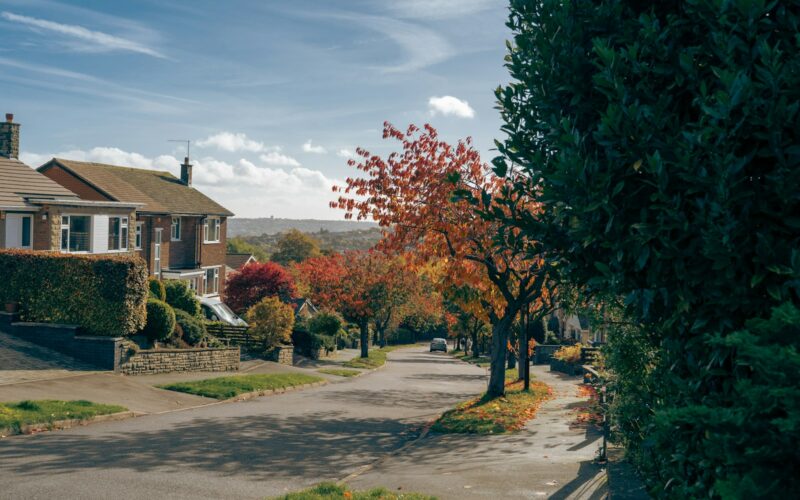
[0, 400, 127, 433]
[450, 351, 491, 368]
[158, 373, 324, 399]
[430, 378, 552, 434]
[342, 344, 416, 369]
[318, 368, 361, 378]
[272, 482, 435, 500]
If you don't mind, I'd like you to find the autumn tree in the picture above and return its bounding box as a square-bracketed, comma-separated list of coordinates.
[225, 262, 297, 314]
[271, 229, 321, 266]
[333, 123, 555, 397]
[246, 297, 295, 351]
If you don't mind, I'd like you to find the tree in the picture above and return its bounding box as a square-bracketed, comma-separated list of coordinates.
[270, 229, 321, 266]
[227, 236, 268, 262]
[225, 262, 297, 314]
[307, 311, 343, 337]
[495, 1, 800, 496]
[333, 123, 555, 397]
[246, 296, 295, 351]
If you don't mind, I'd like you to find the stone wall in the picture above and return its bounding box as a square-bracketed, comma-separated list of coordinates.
[267, 345, 294, 365]
[120, 346, 239, 375]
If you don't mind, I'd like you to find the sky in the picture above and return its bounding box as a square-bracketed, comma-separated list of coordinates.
[1, 0, 511, 219]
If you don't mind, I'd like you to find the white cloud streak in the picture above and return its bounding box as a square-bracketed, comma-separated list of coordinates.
[428, 95, 475, 118]
[259, 151, 301, 167]
[1, 11, 165, 58]
[337, 149, 355, 159]
[196, 132, 266, 153]
[302, 139, 327, 154]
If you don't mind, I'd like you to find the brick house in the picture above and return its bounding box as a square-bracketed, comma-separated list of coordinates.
[38, 156, 234, 298]
[1, 114, 139, 252]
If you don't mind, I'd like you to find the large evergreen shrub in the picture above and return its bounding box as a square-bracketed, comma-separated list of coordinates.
[174, 309, 207, 346]
[163, 279, 201, 317]
[142, 299, 176, 342]
[497, 0, 800, 496]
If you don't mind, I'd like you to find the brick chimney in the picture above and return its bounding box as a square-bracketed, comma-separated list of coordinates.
[0, 113, 20, 159]
[180, 156, 193, 186]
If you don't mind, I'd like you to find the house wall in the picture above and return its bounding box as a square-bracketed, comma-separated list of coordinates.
[169, 216, 199, 269]
[41, 166, 111, 201]
[200, 217, 227, 299]
[33, 205, 136, 252]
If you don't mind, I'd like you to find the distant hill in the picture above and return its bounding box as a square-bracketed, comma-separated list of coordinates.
[228, 218, 378, 237]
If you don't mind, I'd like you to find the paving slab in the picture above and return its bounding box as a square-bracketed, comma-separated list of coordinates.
[0, 330, 98, 385]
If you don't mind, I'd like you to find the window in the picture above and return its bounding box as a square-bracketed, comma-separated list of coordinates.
[171, 217, 181, 241]
[20, 216, 31, 248]
[108, 216, 128, 251]
[204, 267, 220, 295]
[203, 217, 220, 243]
[60, 215, 91, 252]
[135, 222, 143, 250]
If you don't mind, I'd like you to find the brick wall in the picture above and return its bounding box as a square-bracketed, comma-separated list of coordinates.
[120, 346, 239, 375]
[169, 216, 199, 269]
[40, 166, 110, 201]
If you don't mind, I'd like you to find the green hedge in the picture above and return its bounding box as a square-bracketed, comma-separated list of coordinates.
[163, 279, 201, 317]
[174, 309, 207, 346]
[143, 299, 175, 342]
[0, 249, 148, 336]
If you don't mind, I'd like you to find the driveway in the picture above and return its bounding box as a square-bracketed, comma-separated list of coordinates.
[0, 330, 97, 385]
[0, 346, 487, 499]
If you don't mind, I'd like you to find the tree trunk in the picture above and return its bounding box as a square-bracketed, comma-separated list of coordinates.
[470, 330, 480, 357]
[360, 320, 369, 358]
[379, 328, 386, 348]
[487, 315, 514, 398]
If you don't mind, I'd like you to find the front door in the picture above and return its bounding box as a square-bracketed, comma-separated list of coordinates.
[4, 214, 33, 249]
[153, 228, 162, 277]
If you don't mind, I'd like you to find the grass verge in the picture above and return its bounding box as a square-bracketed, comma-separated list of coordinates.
[450, 351, 491, 368]
[342, 344, 416, 369]
[271, 482, 435, 500]
[317, 368, 361, 378]
[430, 378, 552, 434]
[0, 400, 127, 433]
[158, 373, 324, 399]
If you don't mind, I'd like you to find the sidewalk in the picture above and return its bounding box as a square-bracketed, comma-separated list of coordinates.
[348, 365, 608, 499]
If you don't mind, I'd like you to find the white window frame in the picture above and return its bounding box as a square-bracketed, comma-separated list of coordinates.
[60, 214, 92, 253]
[171, 217, 181, 241]
[20, 214, 32, 249]
[107, 216, 128, 251]
[202, 266, 220, 296]
[203, 217, 220, 243]
[153, 228, 163, 278]
[135, 221, 143, 250]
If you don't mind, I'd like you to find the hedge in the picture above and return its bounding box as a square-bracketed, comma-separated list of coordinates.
[148, 277, 166, 301]
[174, 309, 206, 346]
[143, 299, 175, 342]
[163, 279, 201, 317]
[0, 249, 148, 336]
[291, 328, 335, 359]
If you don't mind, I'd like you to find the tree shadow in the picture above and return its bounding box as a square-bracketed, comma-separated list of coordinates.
[549, 460, 607, 500]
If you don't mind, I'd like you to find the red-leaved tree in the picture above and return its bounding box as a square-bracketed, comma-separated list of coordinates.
[225, 262, 297, 315]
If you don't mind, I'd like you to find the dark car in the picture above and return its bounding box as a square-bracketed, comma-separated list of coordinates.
[430, 338, 448, 352]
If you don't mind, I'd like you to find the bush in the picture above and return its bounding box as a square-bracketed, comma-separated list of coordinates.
[307, 311, 343, 337]
[246, 296, 295, 352]
[174, 309, 207, 346]
[148, 278, 166, 301]
[163, 280, 201, 317]
[552, 344, 582, 364]
[142, 299, 176, 342]
[0, 250, 148, 336]
[291, 329, 335, 359]
[386, 327, 415, 345]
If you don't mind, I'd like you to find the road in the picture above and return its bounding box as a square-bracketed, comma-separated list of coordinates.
[0, 346, 489, 499]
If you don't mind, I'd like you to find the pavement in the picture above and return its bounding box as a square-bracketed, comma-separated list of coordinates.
[0, 345, 607, 499]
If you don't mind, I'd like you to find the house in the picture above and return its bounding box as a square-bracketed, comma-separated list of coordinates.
[38, 154, 234, 298]
[225, 252, 257, 276]
[291, 297, 319, 320]
[1, 114, 139, 252]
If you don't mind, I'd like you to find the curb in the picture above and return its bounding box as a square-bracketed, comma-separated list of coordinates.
[0, 410, 137, 438]
[222, 380, 329, 403]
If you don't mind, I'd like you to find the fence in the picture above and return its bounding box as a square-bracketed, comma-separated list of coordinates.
[205, 323, 260, 351]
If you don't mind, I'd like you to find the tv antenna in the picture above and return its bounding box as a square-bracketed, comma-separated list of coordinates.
[168, 139, 191, 159]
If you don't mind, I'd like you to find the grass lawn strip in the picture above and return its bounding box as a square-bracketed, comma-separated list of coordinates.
[0, 400, 127, 434]
[450, 350, 491, 368]
[431, 377, 553, 434]
[342, 344, 416, 369]
[317, 368, 362, 378]
[158, 373, 324, 400]
[272, 482, 435, 499]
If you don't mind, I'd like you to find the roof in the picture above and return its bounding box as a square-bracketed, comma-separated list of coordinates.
[40, 158, 234, 216]
[0, 156, 79, 209]
[225, 253, 257, 270]
[291, 297, 319, 315]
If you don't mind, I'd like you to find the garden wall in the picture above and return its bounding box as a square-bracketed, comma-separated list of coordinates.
[119, 347, 240, 375]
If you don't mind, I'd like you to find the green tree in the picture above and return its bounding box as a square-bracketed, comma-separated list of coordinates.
[226, 236, 268, 262]
[270, 229, 321, 266]
[246, 296, 295, 352]
[496, 0, 800, 496]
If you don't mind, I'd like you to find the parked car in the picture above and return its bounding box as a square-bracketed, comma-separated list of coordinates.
[430, 337, 448, 352]
[199, 296, 247, 326]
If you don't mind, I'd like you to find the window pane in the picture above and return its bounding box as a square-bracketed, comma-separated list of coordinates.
[121, 227, 128, 249]
[135, 224, 142, 249]
[108, 217, 120, 250]
[61, 228, 69, 250]
[70, 216, 91, 252]
[21, 217, 31, 247]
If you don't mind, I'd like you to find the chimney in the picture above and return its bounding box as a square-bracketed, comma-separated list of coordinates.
[0, 113, 20, 159]
[180, 156, 193, 186]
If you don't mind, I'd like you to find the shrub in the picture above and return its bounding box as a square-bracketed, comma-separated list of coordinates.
[246, 296, 295, 352]
[0, 250, 147, 336]
[174, 309, 207, 346]
[142, 299, 176, 342]
[163, 280, 201, 317]
[552, 344, 582, 364]
[386, 327, 415, 345]
[307, 311, 343, 337]
[148, 278, 166, 301]
[291, 329, 335, 359]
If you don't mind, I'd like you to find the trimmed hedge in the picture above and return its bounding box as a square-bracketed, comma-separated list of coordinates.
[142, 299, 175, 342]
[0, 249, 148, 336]
[291, 328, 335, 359]
[163, 279, 201, 317]
[174, 309, 207, 346]
[148, 278, 166, 301]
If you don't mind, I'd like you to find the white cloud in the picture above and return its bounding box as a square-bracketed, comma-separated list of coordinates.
[302, 140, 327, 154]
[197, 132, 266, 153]
[1, 11, 165, 58]
[428, 95, 475, 118]
[259, 150, 301, 167]
[20, 147, 344, 218]
[337, 149, 355, 159]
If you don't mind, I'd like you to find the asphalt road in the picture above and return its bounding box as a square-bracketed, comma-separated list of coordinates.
[0, 346, 488, 500]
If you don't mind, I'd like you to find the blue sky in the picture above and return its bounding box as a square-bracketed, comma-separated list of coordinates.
[1, 0, 510, 218]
